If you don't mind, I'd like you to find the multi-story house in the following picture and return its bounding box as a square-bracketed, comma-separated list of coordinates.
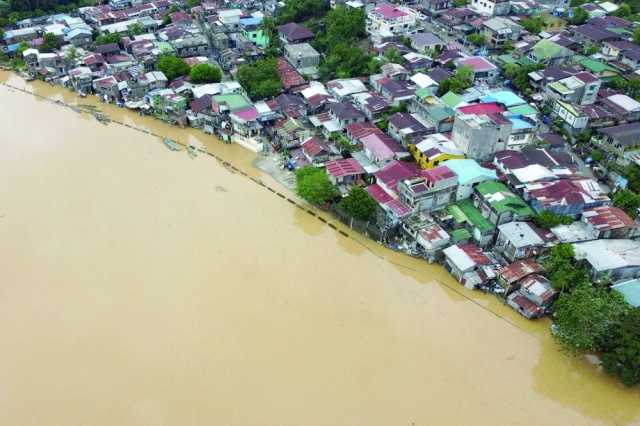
[544, 72, 601, 106]
[284, 43, 320, 78]
[482, 17, 522, 49]
[366, 3, 419, 45]
[397, 165, 458, 212]
[469, 0, 510, 16]
[452, 110, 512, 161]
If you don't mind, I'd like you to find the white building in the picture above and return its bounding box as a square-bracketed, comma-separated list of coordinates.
[366, 3, 419, 45]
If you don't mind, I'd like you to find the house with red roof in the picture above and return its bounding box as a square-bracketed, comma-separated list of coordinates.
[523, 178, 611, 216]
[581, 206, 640, 239]
[443, 243, 500, 287]
[397, 165, 458, 213]
[455, 56, 499, 84]
[325, 158, 365, 186]
[300, 136, 334, 165]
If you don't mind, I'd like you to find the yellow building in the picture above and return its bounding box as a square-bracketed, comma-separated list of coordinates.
[410, 134, 465, 169]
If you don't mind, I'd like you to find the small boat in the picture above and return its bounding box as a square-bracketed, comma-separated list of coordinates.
[163, 138, 181, 151]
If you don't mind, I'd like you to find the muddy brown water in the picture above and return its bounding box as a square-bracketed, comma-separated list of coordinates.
[0, 71, 638, 426]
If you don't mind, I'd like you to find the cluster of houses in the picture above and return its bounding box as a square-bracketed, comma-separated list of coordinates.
[2, 0, 640, 318]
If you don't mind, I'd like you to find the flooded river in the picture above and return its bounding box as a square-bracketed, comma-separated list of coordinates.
[0, 71, 638, 426]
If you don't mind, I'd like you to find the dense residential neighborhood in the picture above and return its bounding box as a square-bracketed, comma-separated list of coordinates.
[2, 0, 640, 386]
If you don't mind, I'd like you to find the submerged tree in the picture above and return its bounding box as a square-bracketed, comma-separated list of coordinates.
[339, 186, 377, 221]
[295, 166, 338, 205]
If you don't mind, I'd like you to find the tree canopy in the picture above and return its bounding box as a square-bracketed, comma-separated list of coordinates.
[320, 42, 378, 80]
[503, 63, 544, 96]
[437, 66, 474, 96]
[276, 0, 328, 25]
[543, 244, 589, 294]
[521, 16, 544, 34]
[127, 22, 144, 37]
[40, 32, 61, 53]
[467, 33, 486, 46]
[613, 189, 640, 218]
[569, 7, 589, 25]
[94, 32, 122, 46]
[532, 210, 573, 229]
[295, 166, 338, 205]
[554, 281, 629, 353]
[236, 57, 282, 100]
[339, 186, 378, 221]
[157, 55, 190, 81]
[602, 308, 640, 387]
[189, 63, 222, 84]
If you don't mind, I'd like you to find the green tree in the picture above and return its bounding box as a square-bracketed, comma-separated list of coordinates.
[522, 16, 544, 34]
[189, 63, 222, 83]
[339, 186, 377, 221]
[602, 308, 640, 387]
[569, 8, 589, 25]
[127, 22, 144, 37]
[382, 47, 404, 64]
[532, 210, 573, 229]
[186, 0, 200, 8]
[554, 281, 630, 353]
[40, 32, 60, 52]
[64, 45, 79, 67]
[295, 166, 338, 205]
[276, 0, 328, 25]
[321, 5, 366, 50]
[466, 33, 486, 46]
[94, 32, 121, 46]
[635, 27, 640, 44]
[502, 62, 544, 96]
[157, 55, 190, 81]
[613, 3, 632, 17]
[260, 16, 280, 57]
[437, 65, 473, 96]
[453, 0, 469, 6]
[613, 189, 640, 218]
[236, 57, 282, 100]
[320, 42, 375, 80]
[543, 244, 589, 293]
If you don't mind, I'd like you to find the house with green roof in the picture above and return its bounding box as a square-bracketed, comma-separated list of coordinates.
[448, 198, 495, 247]
[527, 39, 573, 66]
[508, 103, 537, 118]
[576, 57, 619, 81]
[244, 29, 269, 48]
[474, 181, 534, 226]
[440, 91, 464, 109]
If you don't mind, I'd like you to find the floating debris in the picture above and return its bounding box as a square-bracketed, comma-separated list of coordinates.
[163, 138, 181, 151]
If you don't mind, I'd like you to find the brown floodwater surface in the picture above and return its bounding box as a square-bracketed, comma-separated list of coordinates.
[0, 72, 639, 426]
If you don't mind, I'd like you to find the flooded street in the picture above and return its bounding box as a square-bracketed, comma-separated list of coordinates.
[0, 72, 638, 426]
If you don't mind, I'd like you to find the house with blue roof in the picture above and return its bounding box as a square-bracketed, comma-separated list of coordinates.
[612, 279, 640, 307]
[64, 28, 93, 47]
[442, 159, 497, 201]
[480, 90, 526, 108]
[507, 115, 537, 150]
